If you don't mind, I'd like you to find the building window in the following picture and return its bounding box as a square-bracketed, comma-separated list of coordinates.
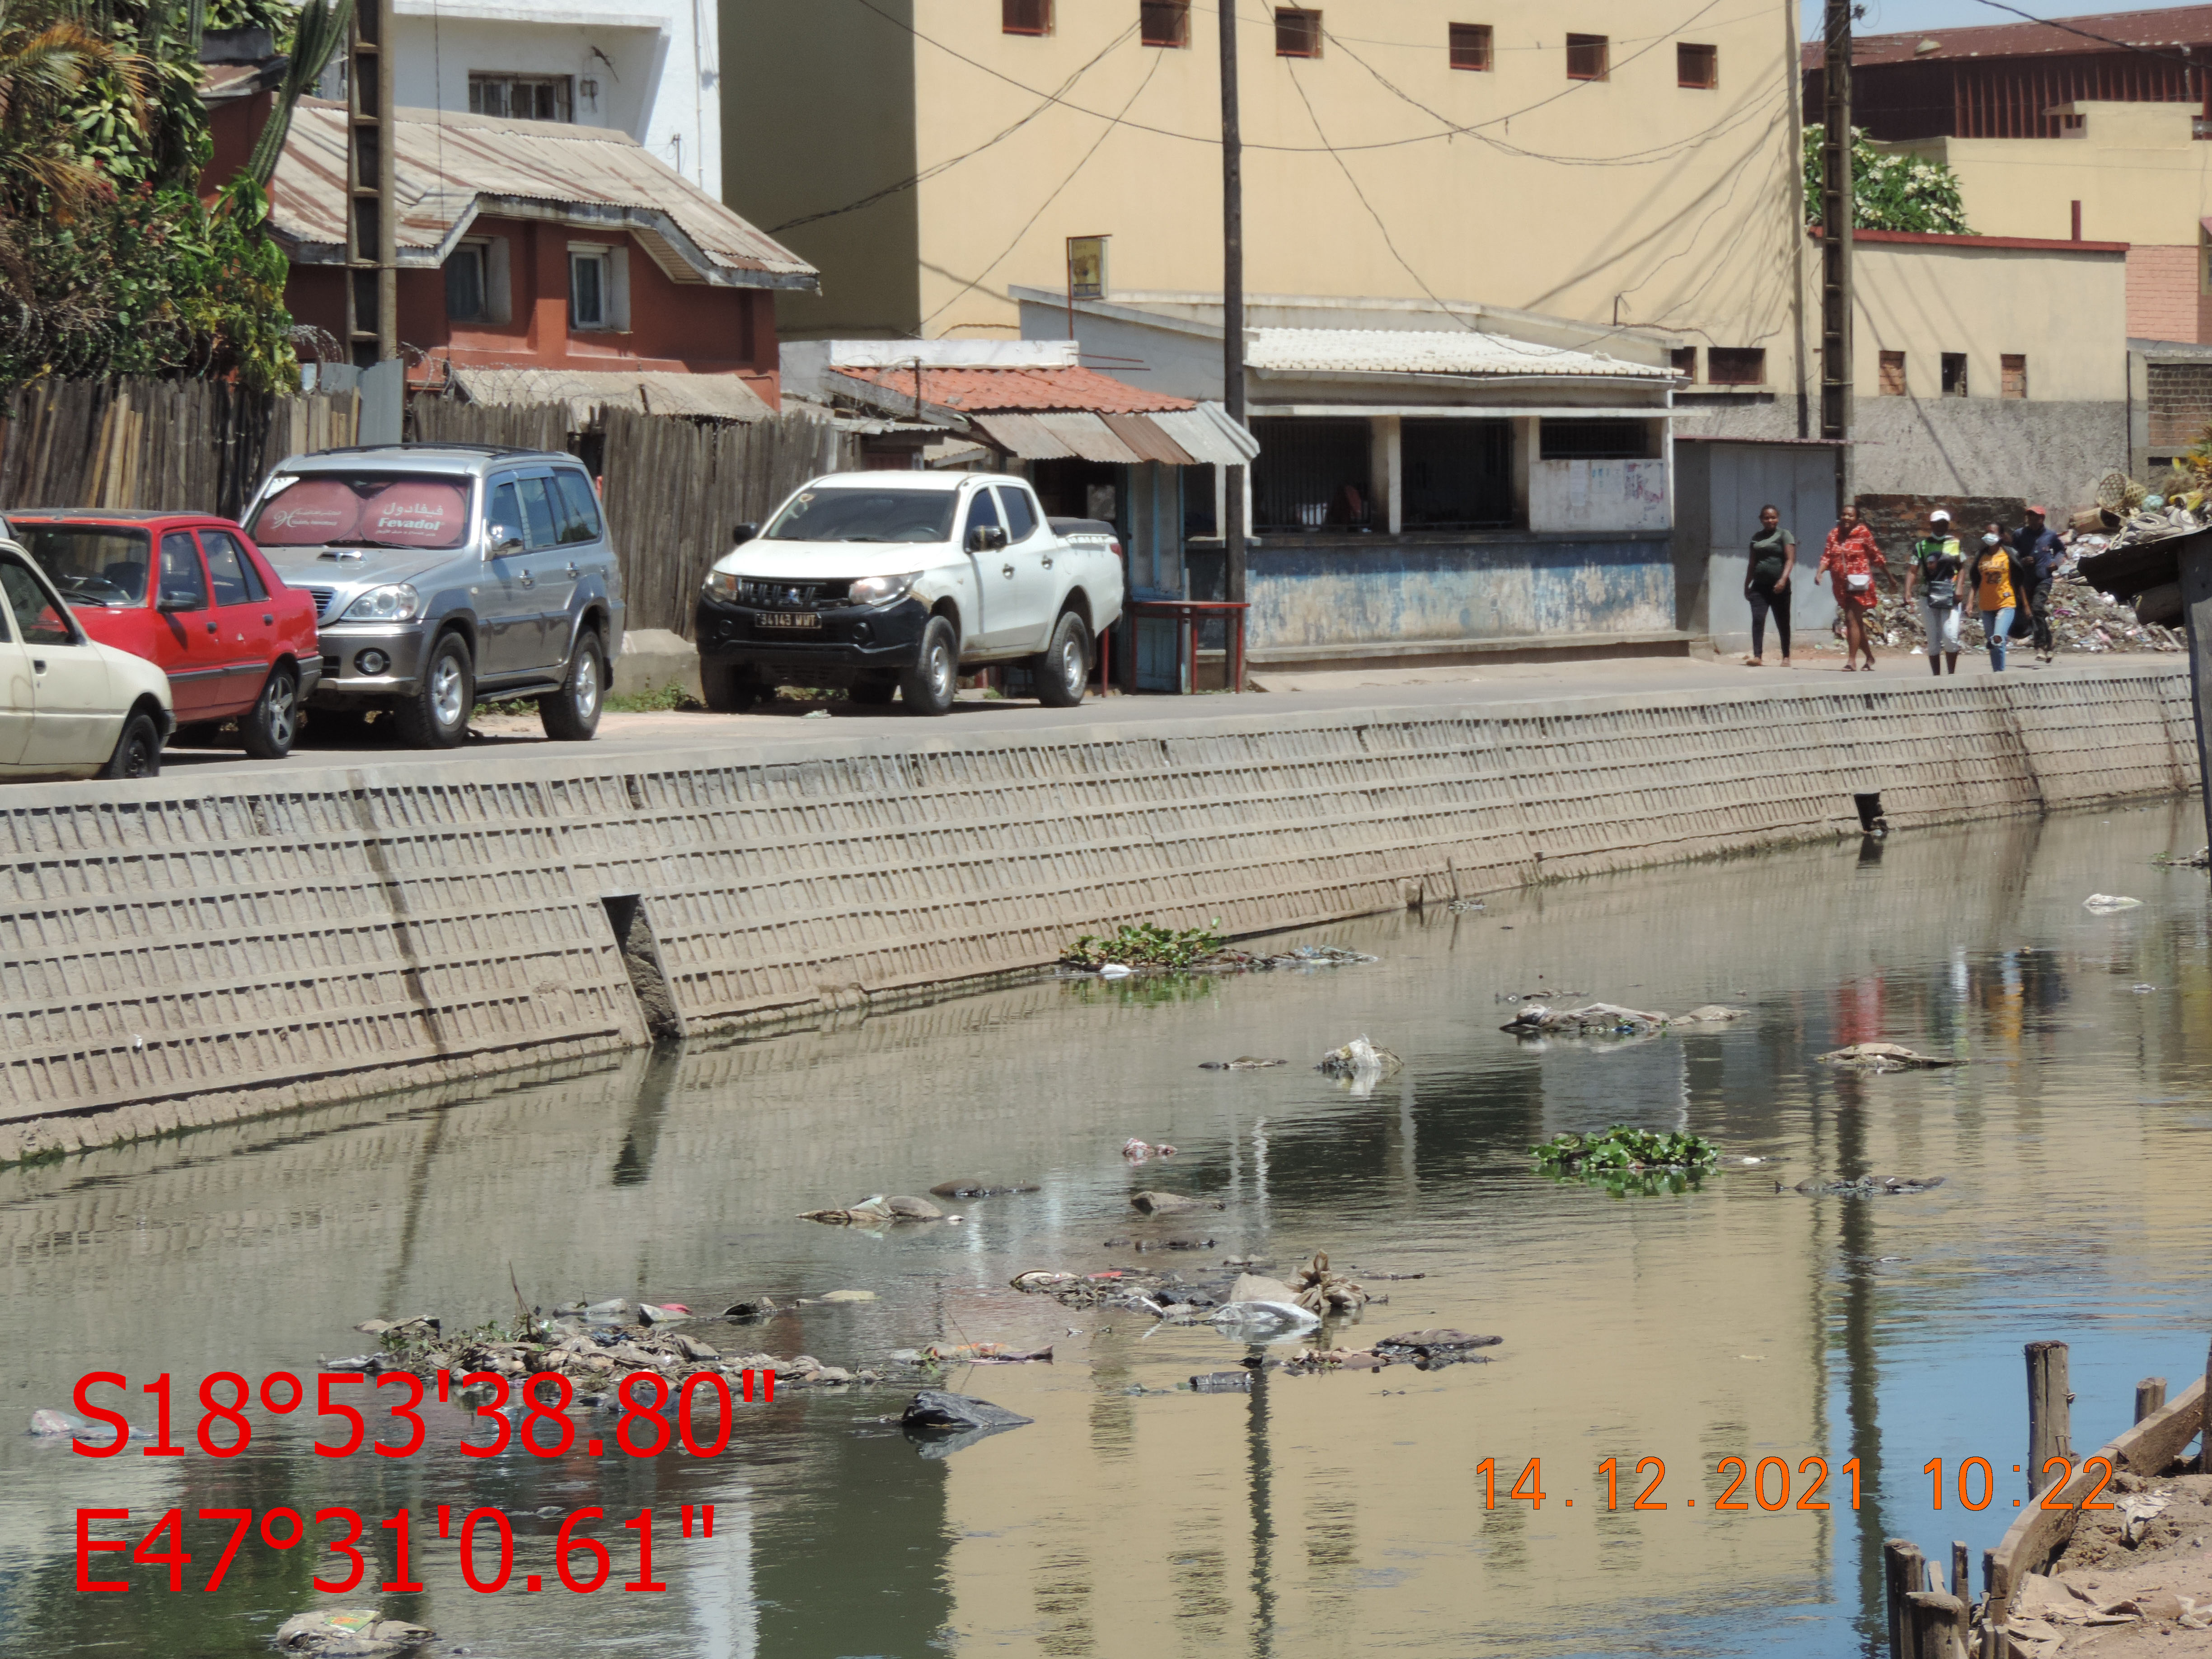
[1670, 346, 1698, 380]
[1403, 420, 1515, 529]
[1141, 0, 1189, 47]
[1003, 0, 1051, 35]
[1707, 347, 1765, 385]
[1879, 350, 1908, 396]
[1449, 23, 1492, 70]
[1677, 42, 1717, 88]
[1251, 417, 1369, 531]
[571, 248, 610, 330]
[1941, 352, 1969, 397]
[1566, 33, 1608, 81]
[1276, 9, 1322, 57]
[1539, 420, 1649, 460]
[445, 245, 486, 323]
[468, 72, 572, 122]
[2001, 354, 2028, 399]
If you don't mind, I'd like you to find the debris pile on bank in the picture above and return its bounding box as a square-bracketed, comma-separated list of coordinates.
[1060, 920, 1378, 977]
[2003, 1472, 2212, 1655]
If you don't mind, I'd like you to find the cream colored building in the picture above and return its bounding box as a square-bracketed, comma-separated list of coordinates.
[725, 0, 1813, 392]
[1888, 100, 2212, 344]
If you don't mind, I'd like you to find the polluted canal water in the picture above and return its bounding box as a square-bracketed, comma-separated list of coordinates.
[6, 802, 2212, 1658]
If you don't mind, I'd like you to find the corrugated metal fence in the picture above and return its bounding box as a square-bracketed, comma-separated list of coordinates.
[0, 378, 358, 519]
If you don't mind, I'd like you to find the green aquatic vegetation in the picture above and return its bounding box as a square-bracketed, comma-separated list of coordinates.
[1062, 919, 1226, 970]
[1531, 1125, 1720, 1175]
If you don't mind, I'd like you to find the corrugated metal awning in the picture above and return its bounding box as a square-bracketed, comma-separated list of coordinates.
[451, 366, 774, 422]
[1030, 413, 1148, 464]
[970, 413, 1080, 459]
[1150, 404, 1260, 465]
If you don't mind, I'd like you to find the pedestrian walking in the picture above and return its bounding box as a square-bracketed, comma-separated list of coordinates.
[1743, 504, 1796, 667]
[1815, 503, 1887, 671]
[1969, 522, 2017, 670]
[2012, 504, 2065, 664]
[1901, 508, 1964, 675]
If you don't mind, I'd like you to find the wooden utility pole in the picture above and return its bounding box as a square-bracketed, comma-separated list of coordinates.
[1219, 0, 1246, 609]
[1819, 0, 1853, 462]
[345, 0, 397, 366]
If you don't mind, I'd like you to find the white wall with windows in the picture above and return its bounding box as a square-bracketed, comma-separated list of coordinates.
[386, 0, 720, 196]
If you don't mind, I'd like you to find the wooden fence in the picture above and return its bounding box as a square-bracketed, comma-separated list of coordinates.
[3, 378, 857, 637]
[0, 378, 358, 519]
[600, 407, 854, 637]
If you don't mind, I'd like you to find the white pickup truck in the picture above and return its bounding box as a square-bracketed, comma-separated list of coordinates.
[693, 471, 1124, 715]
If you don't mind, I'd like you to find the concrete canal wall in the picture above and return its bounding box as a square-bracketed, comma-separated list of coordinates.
[0, 661, 2194, 1162]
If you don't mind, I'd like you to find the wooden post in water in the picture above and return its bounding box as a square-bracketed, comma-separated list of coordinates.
[1906, 1589, 1968, 1659]
[2178, 536, 2212, 852]
[2202, 1338, 2212, 1472]
[2137, 1376, 2168, 1423]
[2027, 1341, 2071, 1496]
[1884, 1539, 1927, 1658]
[1950, 1540, 1970, 1600]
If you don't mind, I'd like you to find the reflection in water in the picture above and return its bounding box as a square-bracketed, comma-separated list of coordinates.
[4, 801, 2212, 1658]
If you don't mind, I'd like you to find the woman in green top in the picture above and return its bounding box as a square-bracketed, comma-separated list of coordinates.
[1743, 505, 1796, 667]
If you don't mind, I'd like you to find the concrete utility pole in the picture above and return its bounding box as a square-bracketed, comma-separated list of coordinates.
[1820, 0, 1853, 473]
[346, 0, 398, 364]
[1220, 0, 1247, 608]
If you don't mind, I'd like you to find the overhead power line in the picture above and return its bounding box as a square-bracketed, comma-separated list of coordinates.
[1966, 0, 2209, 72]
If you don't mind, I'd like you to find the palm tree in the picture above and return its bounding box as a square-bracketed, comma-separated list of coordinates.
[0, 0, 139, 224]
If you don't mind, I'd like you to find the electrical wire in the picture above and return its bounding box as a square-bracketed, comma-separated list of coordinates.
[916, 42, 1165, 333]
[772, 14, 1141, 234]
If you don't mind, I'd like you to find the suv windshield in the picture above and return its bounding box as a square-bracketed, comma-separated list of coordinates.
[11, 524, 152, 606]
[250, 473, 474, 549]
[765, 487, 957, 544]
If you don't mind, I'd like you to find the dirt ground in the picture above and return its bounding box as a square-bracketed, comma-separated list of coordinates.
[2008, 1474, 2212, 1656]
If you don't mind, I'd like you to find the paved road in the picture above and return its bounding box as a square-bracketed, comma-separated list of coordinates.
[152, 648, 2184, 780]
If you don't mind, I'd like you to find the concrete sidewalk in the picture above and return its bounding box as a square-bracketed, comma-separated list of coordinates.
[154, 648, 2185, 782]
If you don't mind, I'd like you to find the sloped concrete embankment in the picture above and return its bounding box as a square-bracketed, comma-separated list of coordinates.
[0, 665, 2194, 1162]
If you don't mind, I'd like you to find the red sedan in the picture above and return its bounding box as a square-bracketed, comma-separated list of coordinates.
[2, 510, 321, 758]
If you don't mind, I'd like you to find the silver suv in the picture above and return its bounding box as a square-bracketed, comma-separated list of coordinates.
[243, 444, 623, 747]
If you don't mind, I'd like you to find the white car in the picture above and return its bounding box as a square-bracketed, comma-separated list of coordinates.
[692, 471, 1125, 715]
[0, 538, 173, 780]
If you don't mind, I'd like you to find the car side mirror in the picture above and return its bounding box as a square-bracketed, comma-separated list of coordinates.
[967, 525, 1007, 553]
[732, 522, 757, 546]
[487, 525, 524, 555]
[157, 590, 198, 613]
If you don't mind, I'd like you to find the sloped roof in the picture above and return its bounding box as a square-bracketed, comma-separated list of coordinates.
[449, 366, 775, 422]
[270, 103, 818, 290]
[1803, 5, 2212, 68]
[1247, 328, 1673, 381]
[826, 363, 1194, 413]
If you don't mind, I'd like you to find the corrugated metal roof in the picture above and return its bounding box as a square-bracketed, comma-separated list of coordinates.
[969, 414, 1079, 459]
[450, 366, 775, 422]
[826, 364, 1194, 413]
[1028, 413, 1149, 465]
[270, 103, 818, 290]
[1151, 404, 1261, 466]
[1101, 413, 1195, 466]
[1804, 5, 2212, 67]
[1247, 328, 1673, 380]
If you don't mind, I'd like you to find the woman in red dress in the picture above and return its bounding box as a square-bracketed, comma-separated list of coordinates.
[1815, 504, 1888, 671]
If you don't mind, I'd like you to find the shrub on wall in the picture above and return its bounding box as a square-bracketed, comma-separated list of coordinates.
[1803, 125, 1973, 236]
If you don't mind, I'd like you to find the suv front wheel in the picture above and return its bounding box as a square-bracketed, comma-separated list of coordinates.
[394, 632, 474, 749]
[539, 628, 605, 741]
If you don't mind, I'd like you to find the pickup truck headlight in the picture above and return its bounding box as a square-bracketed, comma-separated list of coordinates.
[340, 583, 421, 623]
[848, 572, 919, 605]
[703, 569, 740, 602]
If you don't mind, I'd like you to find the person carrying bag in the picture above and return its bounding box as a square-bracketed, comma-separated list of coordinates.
[1903, 509, 1964, 676]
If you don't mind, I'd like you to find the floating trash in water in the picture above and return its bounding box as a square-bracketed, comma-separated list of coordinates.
[2084, 894, 2145, 913]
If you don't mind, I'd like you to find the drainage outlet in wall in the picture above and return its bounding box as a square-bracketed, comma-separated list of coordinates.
[601, 893, 688, 1042]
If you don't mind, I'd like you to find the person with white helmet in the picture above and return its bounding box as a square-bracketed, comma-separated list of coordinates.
[1902, 508, 1965, 676]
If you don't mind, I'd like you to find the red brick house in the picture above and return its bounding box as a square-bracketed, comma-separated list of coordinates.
[222, 99, 817, 403]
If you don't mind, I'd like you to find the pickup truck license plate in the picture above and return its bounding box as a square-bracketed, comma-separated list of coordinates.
[756, 612, 820, 631]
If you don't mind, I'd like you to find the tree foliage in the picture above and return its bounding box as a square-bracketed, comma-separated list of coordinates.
[0, 0, 299, 394]
[1803, 125, 1973, 236]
